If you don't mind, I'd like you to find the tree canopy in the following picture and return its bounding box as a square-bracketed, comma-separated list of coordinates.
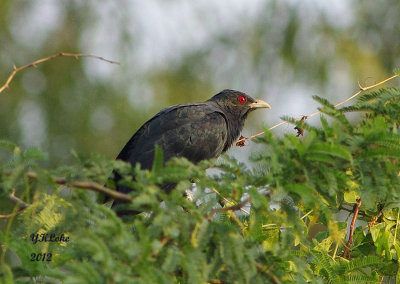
[2, 79, 400, 282]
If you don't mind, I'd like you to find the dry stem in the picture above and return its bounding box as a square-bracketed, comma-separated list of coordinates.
[236, 74, 399, 144]
[25, 171, 132, 202]
[206, 197, 251, 220]
[0, 191, 30, 219]
[0, 171, 132, 219]
[0, 52, 119, 93]
[342, 198, 362, 259]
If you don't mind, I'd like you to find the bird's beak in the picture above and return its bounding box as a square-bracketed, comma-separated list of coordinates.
[249, 99, 271, 109]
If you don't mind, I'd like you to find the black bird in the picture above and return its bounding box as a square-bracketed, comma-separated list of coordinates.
[109, 89, 270, 214]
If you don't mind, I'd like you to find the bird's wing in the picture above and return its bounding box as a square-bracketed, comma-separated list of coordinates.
[116, 103, 228, 169]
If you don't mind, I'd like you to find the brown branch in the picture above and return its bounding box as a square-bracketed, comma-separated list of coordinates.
[236, 74, 400, 145]
[150, 236, 169, 258]
[342, 198, 362, 259]
[254, 262, 281, 284]
[206, 197, 251, 220]
[0, 52, 120, 93]
[208, 279, 224, 284]
[8, 191, 30, 209]
[211, 187, 249, 215]
[0, 191, 30, 219]
[25, 171, 132, 202]
[266, 271, 281, 284]
[0, 209, 25, 219]
[1, 171, 131, 218]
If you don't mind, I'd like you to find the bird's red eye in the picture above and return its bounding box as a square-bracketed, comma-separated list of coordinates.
[238, 95, 246, 104]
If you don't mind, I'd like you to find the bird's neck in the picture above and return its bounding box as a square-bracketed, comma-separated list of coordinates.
[223, 110, 247, 152]
[209, 101, 247, 151]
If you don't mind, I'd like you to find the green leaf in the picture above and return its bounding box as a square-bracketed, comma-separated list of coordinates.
[286, 183, 320, 205]
[344, 190, 360, 204]
[370, 223, 384, 242]
[343, 256, 382, 273]
[0, 139, 17, 151]
[152, 144, 164, 173]
[23, 147, 47, 160]
[309, 143, 353, 162]
[162, 247, 181, 272]
[305, 153, 335, 164]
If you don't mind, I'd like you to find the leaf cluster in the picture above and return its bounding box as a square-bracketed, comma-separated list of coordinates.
[2, 88, 400, 283]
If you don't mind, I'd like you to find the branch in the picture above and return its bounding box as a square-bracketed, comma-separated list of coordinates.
[208, 279, 223, 284]
[210, 186, 250, 215]
[342, 198, 362, 259]
[8, 191, 30, 209]
[1, 171, 131, 218]
[0, 210, 25, 219]
[0, 52, 120, 93]
[25, 171, 132, 202]
[0, 191, 30, 219]
[206, 197, 251, 220]
[236, 74, 400, 145]
[254, 262, 281, 284]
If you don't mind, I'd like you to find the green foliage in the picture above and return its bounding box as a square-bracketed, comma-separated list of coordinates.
[2, 87, 400, 283]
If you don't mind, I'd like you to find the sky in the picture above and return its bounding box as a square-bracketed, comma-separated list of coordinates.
[4, 0, 362, 163]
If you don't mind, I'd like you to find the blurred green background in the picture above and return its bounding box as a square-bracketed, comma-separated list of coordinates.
[0, 0, 399, 166]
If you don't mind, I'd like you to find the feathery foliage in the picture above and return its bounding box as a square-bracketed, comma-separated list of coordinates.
[2, 87, 400, 283]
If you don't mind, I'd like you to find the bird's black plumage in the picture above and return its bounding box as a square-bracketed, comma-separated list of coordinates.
[109, 89, 270, 213]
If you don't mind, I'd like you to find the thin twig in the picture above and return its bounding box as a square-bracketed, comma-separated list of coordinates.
[368, 210, 383, 227]
[25, 171, 132, 202]
[266, 271, 281, 284]
[0, 209, 25, 219]
[0, 190, 30, 219]
[394, 209, 399, 247]
[0, 52, 119, 93]
[236, 74, 400, 144]
[254, 262, 281, 284]
[210, 187, 250, 215]
[208, 279, 223, 284]
[150, 236, 169, 258]
[342, 198, 362, 259]
[1, 171, 132, 218]
[8, 191, 30, 209]
[206, 197, 251, 220]
[300, 209, 313, 220]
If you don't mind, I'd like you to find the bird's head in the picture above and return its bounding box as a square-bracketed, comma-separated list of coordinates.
[208, 89, 271, 119]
